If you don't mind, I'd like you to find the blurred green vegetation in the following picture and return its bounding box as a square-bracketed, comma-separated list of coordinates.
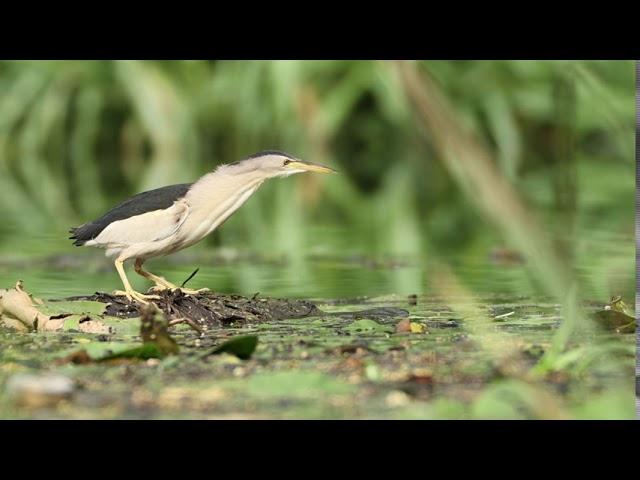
[0, 60, 634, 297]
[0, 61, 634, 254]
[0, 60, 634, 419]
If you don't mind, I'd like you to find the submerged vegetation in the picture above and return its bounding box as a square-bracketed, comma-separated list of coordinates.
[0, 60, 635, 419]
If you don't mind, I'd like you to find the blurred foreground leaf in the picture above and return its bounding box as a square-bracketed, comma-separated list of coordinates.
[139, 304, 179, 356]
[99, 343, 164, 361]
[206, 335, 259, 360]
[56, 342, 163, 364]
[56, 305, 178, 364]
[241, 371, 353, 399]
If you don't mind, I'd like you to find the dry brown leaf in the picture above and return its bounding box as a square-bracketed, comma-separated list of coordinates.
[395, 318, 411, 333]
[0, 281, 109, 333]
[0, 281, 52, 331]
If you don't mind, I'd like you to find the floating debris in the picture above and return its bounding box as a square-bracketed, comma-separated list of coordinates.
[594, 295, 636, 334]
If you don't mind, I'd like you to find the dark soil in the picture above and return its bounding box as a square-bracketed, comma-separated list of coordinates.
[63, 290, 409, 328]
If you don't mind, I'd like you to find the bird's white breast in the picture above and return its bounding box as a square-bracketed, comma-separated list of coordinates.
[167, 171, 265, 253]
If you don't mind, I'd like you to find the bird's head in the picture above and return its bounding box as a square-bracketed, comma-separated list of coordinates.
[231, 151, 336, 178]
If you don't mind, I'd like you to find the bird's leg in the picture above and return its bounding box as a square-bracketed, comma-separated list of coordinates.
[134, 259, 209, 296]
[134, 259, 175, 290]
[113, 259, 160, 304]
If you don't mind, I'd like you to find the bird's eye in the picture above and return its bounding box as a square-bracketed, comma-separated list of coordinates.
[283, 159, 291, 166]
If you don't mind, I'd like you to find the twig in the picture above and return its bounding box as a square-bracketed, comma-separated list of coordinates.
[169, 317, 203, 334]
[181, 268, 199, 288]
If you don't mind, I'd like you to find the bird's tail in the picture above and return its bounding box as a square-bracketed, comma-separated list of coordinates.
[68, 225, 88, 246]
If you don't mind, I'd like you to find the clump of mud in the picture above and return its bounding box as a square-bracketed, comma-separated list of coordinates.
[64, 290, 409, 330]
[66, 290, 324, 327]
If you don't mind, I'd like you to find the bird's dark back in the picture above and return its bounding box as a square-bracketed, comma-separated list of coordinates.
[69, 183, 193, 246]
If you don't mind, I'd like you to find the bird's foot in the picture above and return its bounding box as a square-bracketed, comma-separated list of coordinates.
[112, 289, 160, 305]
[148, 285, 169, 293]
[149, 284, 210, 296]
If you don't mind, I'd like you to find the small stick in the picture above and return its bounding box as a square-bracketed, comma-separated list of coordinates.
[181, 268, 200, 288]
[169, 317, 203, 334]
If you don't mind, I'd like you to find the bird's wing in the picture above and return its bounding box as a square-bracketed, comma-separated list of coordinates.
[90, 200, 190, 246]
[69, 183, 193, 246]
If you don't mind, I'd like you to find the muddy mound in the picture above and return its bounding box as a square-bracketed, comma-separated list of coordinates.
[66, 290, 324, 327]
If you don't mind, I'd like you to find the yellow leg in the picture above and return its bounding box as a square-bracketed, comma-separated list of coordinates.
[113, 259, 160, 304]
[134, 259, 209, 296]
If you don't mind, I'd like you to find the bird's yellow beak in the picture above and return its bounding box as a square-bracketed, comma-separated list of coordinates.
[287, 160, 336, 174]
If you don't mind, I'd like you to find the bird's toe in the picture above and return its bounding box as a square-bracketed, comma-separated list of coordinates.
[112, 289, 133, 301]
[149, 285, 169, 293]
[179, 287, 210, 296]
[112, 289, 159, 304]
[137, 293, 161, 301]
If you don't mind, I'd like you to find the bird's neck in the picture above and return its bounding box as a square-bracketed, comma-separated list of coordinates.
[189, 169, 267, 202]
[184, 169, 266, 235]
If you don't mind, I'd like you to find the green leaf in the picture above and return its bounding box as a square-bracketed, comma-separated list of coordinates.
[206, 335, 258, 360]
[344, 319, 394, 334]
[39, 300, 107, 317]
[99, 343, 163, 361]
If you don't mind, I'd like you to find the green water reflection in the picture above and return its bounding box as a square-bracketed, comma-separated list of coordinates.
[0, 227, 633, 302]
